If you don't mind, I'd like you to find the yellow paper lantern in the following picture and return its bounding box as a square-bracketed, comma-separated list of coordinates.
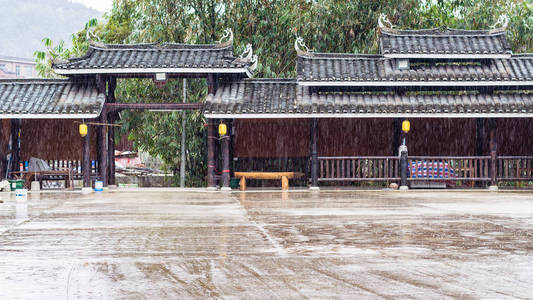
[79, 123, 88, 137]
[402, 120, 410, 133]
[218, 123, 227, 136]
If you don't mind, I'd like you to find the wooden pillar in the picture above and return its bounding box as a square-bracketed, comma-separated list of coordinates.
[392, 118, 401, 156]
[221, 119, 231, 190]
[107, 77, 117, 186]
[99, 107, 108, 186]
[489, 119, 498, 190]
[107, 112, 116, 186]
[83, 125, 91, 188]
[207, 75, 218, 189]
[95, 75, 107, 186]
[10, 119, 21, 175]
[310, 118, 319, 189]
[207, 119, 216, 188]
[0, 122, 5, 179]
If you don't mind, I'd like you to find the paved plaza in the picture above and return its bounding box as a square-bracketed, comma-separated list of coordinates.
[0, 190, 532, 299]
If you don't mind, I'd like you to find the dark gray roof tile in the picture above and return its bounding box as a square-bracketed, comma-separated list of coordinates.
[53, 42, 255, 76]
[379, 28, 511, 57]
[205, 79, 533, 116]
[296, 54, 533, 85]
[0, 79, 105, 118]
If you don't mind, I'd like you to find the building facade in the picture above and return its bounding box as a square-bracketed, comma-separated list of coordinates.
[0, 55, 37, 78]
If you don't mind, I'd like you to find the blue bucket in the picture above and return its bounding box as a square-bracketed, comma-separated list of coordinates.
[94, 181, 103, 192]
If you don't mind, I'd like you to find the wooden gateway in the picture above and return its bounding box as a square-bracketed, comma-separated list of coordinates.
[2, 18, 533, 190]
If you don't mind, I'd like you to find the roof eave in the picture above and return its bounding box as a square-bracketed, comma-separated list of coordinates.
[297, 81, 533, 87]
[53, 67, 253, 76]
[204, 112, 533, 119]
[383, 53, 512, 59]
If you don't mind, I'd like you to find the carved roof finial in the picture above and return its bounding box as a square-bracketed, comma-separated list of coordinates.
[249, 55, 258, 71]
[233, 43, 257, 71]
[378, 14, 396, 33]
[295, 36, 312, 56]
[489, 15, 509, 33]
[240, 43, 253, 60]
[217, 28, 233, 47]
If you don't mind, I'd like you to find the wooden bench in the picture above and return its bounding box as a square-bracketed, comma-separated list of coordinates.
[12, 169, 72, 190]
[234, 172, 304, 191]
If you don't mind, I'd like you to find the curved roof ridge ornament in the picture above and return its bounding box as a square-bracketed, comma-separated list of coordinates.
[489, 15, 509, 33]
[89, 40, 106, 49]
[378, 14, 397, 33]
[240, 43, 253, 60]
[85, 25, 101, 44]
[217, 28, 233, 48]
[295, 36, 312, 56]
[249, 55, 258, 71]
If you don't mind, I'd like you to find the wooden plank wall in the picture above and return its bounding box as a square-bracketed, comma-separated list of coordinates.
[19, 119, 97, 160]
[233, 118, 533, 158]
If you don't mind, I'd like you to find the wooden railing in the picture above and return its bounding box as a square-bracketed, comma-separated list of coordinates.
[45, 160, 99, 179]
[497, 156, 533, 181]
[318, 156, 400, 181]
[407, 156, 491, 181]
[317, 156, 493, 182]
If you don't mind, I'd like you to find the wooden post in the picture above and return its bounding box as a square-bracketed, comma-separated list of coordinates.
[180, 78, 187, 188]
[99, 107, 108, 186]
[0, 122, 5, 179]
[107, 77, 116, 186]
[489, 119, 498, 190]
[400, 149, 408, 189]
[310, 118, 319, 190]
[10, 119, 21, 175]
[221, 119, 231, 190]
[207, 119, 216, 189]
[83, 125, 91, 188]
[392, 118, 401, 156]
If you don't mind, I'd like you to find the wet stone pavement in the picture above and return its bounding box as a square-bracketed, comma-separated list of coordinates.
[0, 190, 532, 299]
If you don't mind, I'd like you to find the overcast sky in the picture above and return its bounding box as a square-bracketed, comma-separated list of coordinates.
[71, 0, 113, 12]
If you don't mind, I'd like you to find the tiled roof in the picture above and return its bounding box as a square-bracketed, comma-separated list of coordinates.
[379, 28, 512, 58]
[53, 42, 255, 77]
[204, 79, 533, 117]
[206, 79, 297, 114]
[0, 79, 105, 118]
[296, 54, 533, 86]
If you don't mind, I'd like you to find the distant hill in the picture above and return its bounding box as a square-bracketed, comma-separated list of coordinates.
[0, 0, 102, 59]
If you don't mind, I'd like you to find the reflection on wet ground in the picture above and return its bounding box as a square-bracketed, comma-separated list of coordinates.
[0, 190, 532, 299]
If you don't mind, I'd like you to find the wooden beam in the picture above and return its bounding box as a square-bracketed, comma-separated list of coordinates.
[104, 102, 203, 112]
